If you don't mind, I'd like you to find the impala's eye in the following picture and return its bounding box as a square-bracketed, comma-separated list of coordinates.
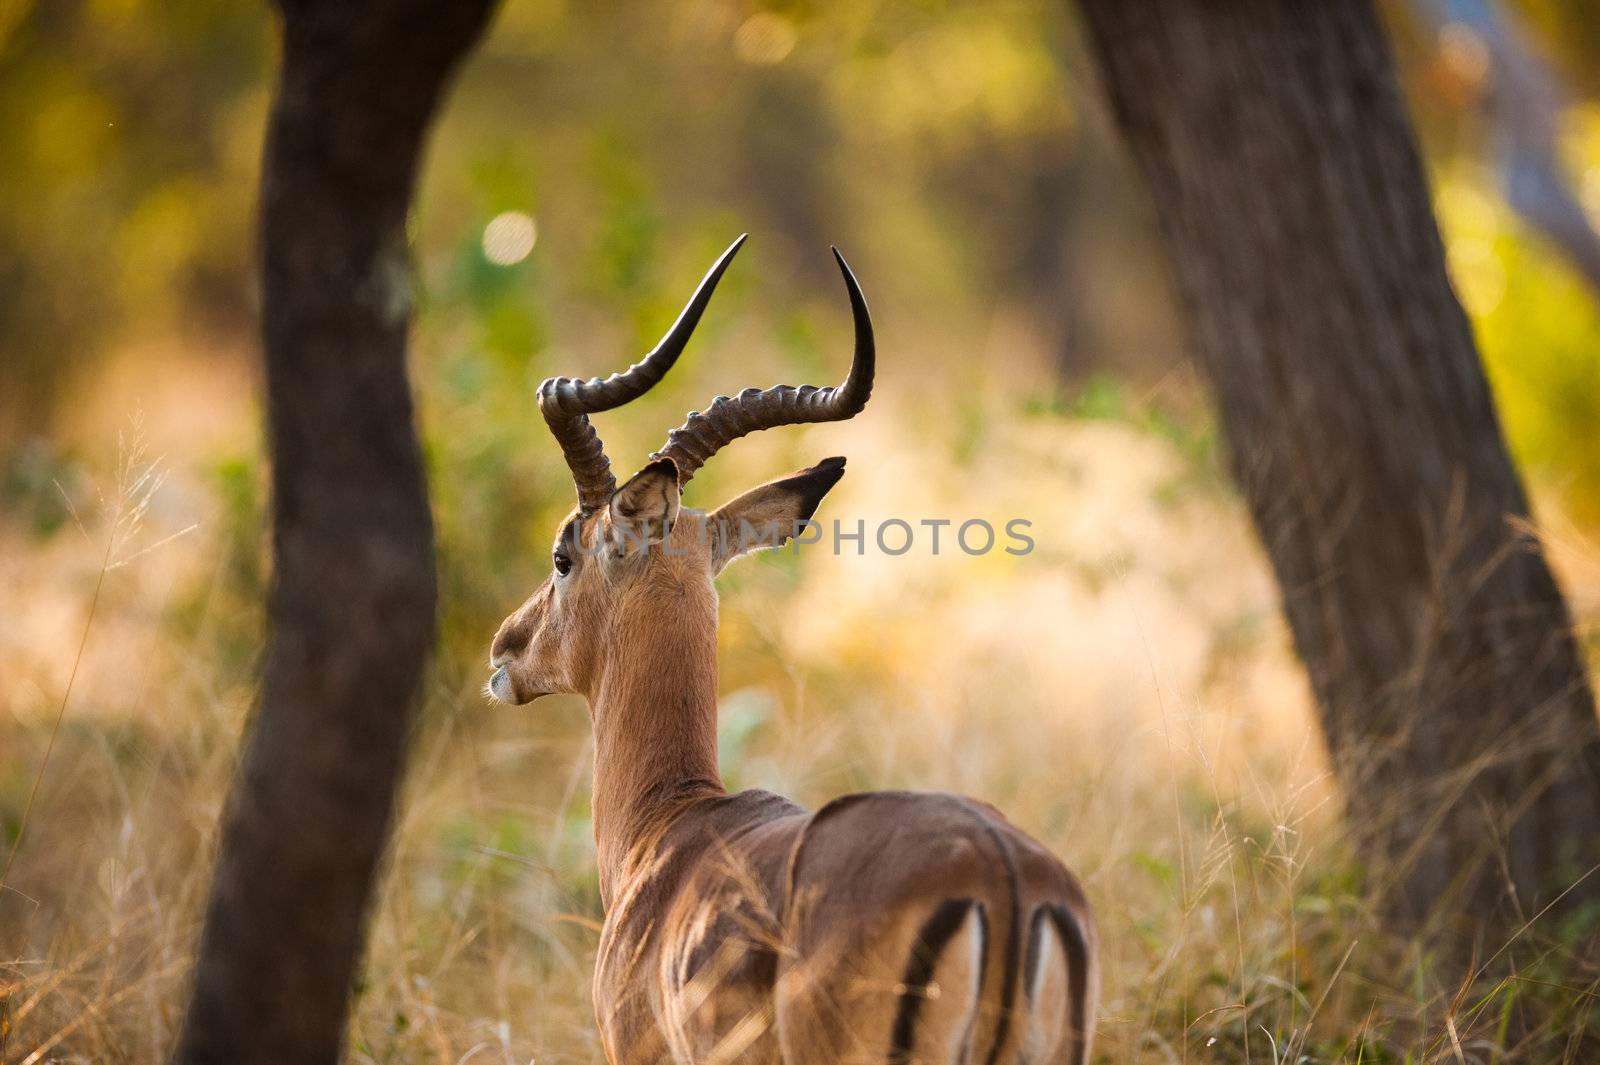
[553, 550, 572, 577]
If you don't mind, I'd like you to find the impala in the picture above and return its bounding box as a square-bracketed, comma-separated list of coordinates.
[488, 236, 1097, 1065]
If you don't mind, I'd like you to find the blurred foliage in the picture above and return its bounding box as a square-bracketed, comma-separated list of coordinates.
[0, 0, 1176, 446]
[0, 0, 267, 441]
[1438, 162, 1600, 523]
[2, 0, 1598, 518]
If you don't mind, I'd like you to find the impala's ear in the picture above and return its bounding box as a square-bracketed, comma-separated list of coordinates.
[609, 458, 681, 554]
[708, 456, 846, 574]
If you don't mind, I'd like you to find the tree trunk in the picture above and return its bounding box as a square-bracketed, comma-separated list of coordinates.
[175, 3, 495, 1062]
[1076, 0, 1600, 941]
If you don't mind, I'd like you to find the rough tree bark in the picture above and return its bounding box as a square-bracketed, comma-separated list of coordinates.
[175, 2, 495, 1062]
[1076, 0, 1600, 940]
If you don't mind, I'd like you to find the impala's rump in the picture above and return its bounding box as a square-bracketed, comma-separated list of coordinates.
[778, 791, 1095, 1065]
[592, 789, 1094, 1065]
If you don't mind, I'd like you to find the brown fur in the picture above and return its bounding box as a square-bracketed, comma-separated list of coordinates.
[490, 460, 1098, 1064]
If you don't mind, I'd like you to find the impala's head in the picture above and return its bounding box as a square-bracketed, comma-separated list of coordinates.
[487, 236, 873, 706]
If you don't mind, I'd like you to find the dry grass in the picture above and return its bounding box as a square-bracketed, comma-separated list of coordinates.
[3, 398, 1598, 1063]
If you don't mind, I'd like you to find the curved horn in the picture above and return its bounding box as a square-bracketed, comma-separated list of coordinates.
[652, 247, 874, 486]
[540, 234, 746, 513]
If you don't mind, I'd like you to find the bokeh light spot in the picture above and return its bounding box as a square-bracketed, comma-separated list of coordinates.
[1438, 22, 1490, 89]
[734, 13, 797, 66]
[1447, 235, 1506, 315]
[482, 211, 537, 265]
[1582, 166, 1600, 232]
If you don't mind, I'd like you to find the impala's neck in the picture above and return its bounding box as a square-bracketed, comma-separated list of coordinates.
[589, 577, 723, 906]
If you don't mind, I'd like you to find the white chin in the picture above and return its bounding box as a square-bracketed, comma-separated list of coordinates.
[488, 666, 515, 704]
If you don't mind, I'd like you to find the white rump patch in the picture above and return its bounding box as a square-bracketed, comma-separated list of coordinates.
[1022, 915, 1071, 1063]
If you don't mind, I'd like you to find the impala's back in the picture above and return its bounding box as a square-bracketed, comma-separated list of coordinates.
[487, 236, 1097, 1064]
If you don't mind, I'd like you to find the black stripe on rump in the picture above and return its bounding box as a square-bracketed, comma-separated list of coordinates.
[976, 822, 1022, 1065]
[1049, 905, 1092, 1065]
[888, 897, 985, 1065]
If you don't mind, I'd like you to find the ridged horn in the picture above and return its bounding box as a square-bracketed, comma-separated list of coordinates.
[652, 246, 874, 485]
[539, 234, 746, 513]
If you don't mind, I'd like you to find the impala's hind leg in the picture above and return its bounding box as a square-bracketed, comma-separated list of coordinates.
[1019, 904, 1093, 1064]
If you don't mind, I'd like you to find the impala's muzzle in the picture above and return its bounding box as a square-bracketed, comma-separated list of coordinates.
[486, 664, 550, 706]
[487, 665, 515, 703]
